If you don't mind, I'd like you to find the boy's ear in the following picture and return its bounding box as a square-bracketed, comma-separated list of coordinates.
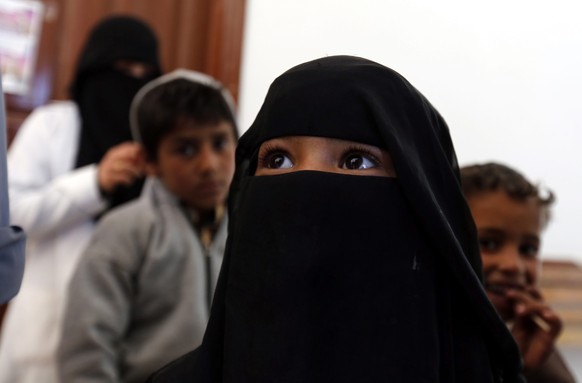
[136, 146, 159, 177]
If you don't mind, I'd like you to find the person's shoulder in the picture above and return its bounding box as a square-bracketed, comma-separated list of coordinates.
[31, 100, 78, 118]
[97, 177, 186, 235]
[146, 348, 201, 382]
[21, 100, 80, 135]
[524, 348, 577, 383]
[83, 198, 156, 266]
[98, 196, 156, 234]
[42, 99, 76, 111]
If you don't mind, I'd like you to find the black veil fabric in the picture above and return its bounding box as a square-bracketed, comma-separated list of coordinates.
[71, 16, 161, 210]
[148, 56, 524, 382]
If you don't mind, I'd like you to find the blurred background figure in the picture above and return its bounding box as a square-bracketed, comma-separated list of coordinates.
[57, 70, 237, 383]
[461, 162, 576, 383]
[0, 15, 161, 383]
[0, 73, 25, 324]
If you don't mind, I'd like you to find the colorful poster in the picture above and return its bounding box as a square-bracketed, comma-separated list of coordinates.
[0, 0, 44, 95]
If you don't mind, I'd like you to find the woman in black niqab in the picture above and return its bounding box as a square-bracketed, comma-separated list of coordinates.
[72, 15, 161, 210]
[148, 55, 525, 382]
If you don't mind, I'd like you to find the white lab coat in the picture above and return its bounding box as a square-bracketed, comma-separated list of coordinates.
[0, 101, 107, 383]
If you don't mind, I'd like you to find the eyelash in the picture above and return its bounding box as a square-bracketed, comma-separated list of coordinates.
[257, 144, 382, 168]
[257, 143, 289, 168]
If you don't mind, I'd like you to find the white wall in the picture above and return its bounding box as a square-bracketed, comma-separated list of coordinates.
[238, 0, 582, 261]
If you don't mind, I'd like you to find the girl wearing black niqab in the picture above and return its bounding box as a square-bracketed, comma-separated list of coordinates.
[148, 55, 525, 382]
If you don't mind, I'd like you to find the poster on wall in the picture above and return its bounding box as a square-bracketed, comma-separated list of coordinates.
[0, 0, 44, 95]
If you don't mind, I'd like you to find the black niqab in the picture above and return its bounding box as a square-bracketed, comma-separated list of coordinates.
[72, 16, 161, 210]
[148, 56, 524, 382]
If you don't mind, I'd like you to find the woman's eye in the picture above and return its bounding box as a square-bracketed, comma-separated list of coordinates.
[341, 153, 378, 170]
[264, 153, 293, 169]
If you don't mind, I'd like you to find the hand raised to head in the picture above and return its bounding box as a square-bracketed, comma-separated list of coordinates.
[98, 142, 145, 194]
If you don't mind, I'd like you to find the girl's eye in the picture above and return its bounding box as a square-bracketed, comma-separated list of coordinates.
[264, 152, 293, 169]
[341, 153, 378, 170]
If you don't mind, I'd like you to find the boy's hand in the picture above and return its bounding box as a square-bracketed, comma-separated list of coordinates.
[98, 142, 145, 194]
[506, 287, 562, 370]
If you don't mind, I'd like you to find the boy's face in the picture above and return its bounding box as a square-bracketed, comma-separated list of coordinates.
[467, 190, 542, 321]
[147, 119, 236, 213]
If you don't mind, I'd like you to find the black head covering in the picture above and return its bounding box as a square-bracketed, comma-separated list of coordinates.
[72, 15, 162, 210]
[148, 56, 524, 382]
